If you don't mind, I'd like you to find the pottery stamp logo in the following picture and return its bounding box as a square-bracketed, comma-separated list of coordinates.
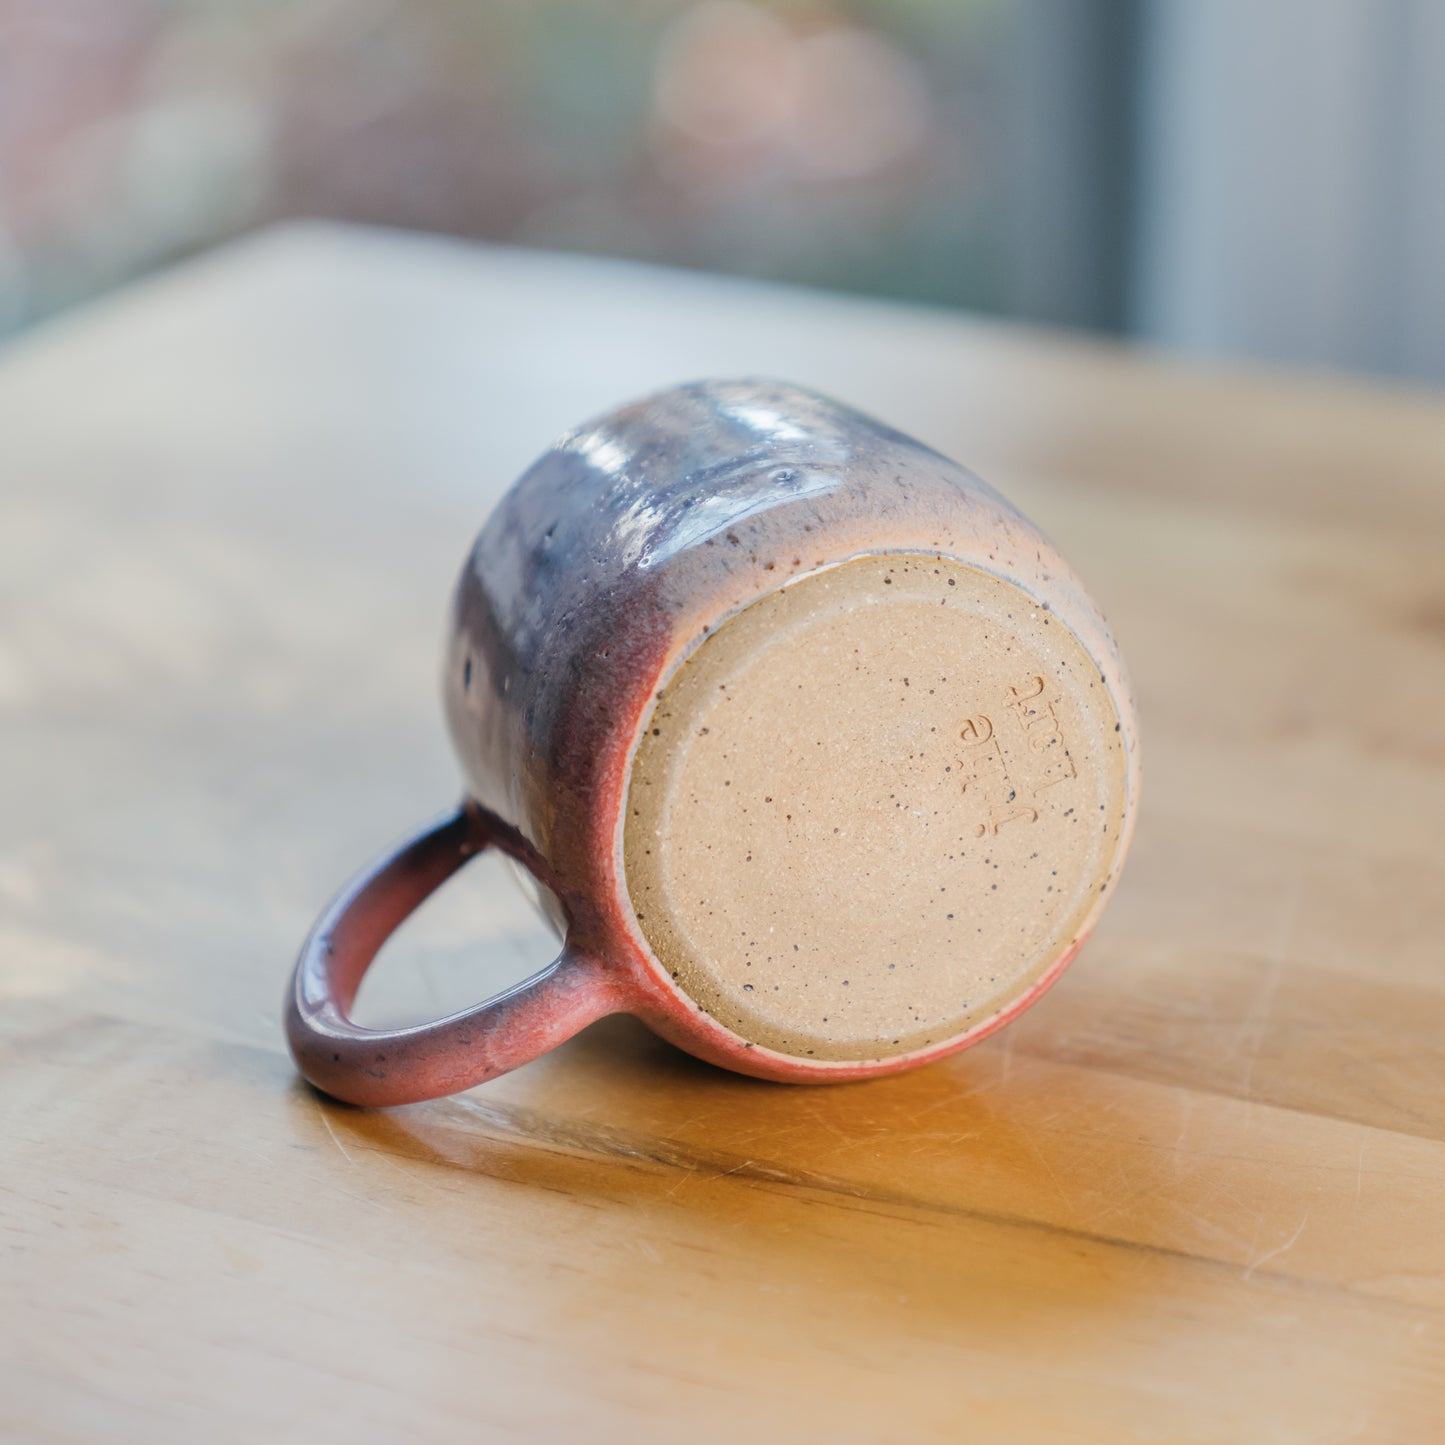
[1004, 675, 1076, 793]
[959, 676, 1076, 835]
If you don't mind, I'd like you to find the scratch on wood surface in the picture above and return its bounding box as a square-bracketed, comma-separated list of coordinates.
[904, 1090, 967, 1126]
[232, 1133, 385, 1213]
[315, 1098, 357, 1167]
[1245, 1212, 1309, 1278]
[665, 1167, 697, 1198]
[1164, 1197, 1258, 1261]
[998, 1027, 1016, 1088]
[1236, 862, 1306, 1095]
[1019, 1127, 1077, 1216]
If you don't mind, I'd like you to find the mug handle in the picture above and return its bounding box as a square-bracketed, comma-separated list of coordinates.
[286, 802, 619, 1106]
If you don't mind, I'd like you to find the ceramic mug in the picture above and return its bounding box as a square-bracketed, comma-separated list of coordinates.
[287, 380, 1139, 1106]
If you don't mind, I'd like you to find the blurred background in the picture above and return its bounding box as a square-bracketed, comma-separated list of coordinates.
[1, 0, 1441, 382]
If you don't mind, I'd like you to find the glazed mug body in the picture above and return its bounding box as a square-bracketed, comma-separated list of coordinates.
[288, 380, 1139, 1105]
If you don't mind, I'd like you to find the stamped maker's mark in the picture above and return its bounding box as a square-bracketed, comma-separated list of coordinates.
[959, 676, 1077, 836]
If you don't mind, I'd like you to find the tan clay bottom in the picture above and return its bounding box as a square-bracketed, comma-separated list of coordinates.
[623, 554, 1129, 1061]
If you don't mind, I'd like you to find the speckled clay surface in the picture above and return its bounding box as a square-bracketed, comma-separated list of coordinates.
[289, 380, 1140, 1105]
[625, 554, 1129, 1062]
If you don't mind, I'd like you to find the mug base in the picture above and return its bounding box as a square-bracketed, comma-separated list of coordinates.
[623, 553, 1130, 1063]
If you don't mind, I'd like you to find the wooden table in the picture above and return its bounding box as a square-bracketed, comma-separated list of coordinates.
[3, 225, 1443, 1443]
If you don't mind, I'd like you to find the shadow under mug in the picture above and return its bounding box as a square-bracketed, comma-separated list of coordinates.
[287, 380, 1140, 1106]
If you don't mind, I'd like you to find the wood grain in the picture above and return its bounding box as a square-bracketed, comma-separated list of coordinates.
[2, 224, 1442, 1444]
